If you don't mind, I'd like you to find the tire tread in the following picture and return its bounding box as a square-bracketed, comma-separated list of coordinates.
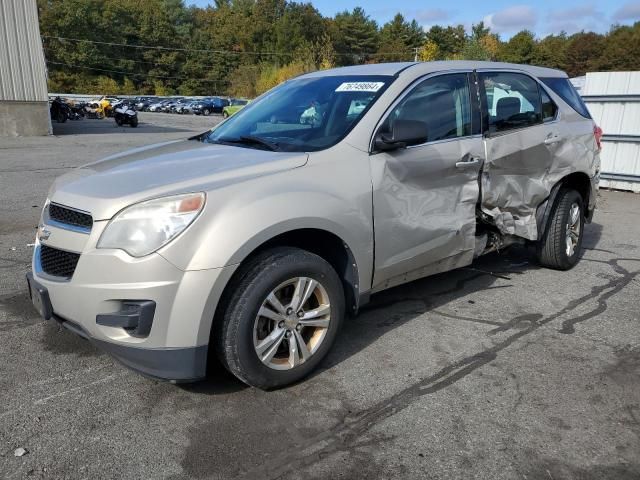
[537, 189, 583, 270]
[214, 247, 343, 389]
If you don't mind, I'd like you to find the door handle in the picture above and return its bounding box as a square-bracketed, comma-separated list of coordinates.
[544, 134, 562, 145]
[456, 157, 480, 168]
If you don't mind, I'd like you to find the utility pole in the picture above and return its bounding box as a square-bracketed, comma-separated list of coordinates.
[414, 47, 419, 62]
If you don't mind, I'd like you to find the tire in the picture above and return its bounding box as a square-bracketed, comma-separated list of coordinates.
[215, 247, 345, 389]
[203, 108, 210, 116]
[536, 189, 584, 270]
[115, 117, 123, 126]
[222, 111, 229, 119]
[130, 117, 138, 128]
[57, 111, 66, 123]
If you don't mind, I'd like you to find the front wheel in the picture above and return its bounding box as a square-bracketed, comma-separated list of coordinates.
[215, 247, 344, 389]
[536, 189, 584, 270]
[130, 116, 138, 128]
[203, 108, 210, 116]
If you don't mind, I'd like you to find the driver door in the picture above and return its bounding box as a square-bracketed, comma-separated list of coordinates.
[370, 72, 484, 292]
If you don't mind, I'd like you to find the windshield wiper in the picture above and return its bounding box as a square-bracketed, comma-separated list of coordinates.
[218, 135, 280, 151]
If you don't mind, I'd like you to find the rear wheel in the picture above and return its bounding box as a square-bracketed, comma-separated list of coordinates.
[536, 189, 584, 270]
[115, 116, 123, 126]
[130, 116, 138, 128]
[203, 108, 211, 116]
[215, 247, 344, 389]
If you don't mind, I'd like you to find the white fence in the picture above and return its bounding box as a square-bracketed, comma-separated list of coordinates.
[582, 71, 640, 193]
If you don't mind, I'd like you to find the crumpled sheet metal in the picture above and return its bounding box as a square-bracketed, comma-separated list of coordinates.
[480, 127, 596, 241]
[371, 137, 481, 289]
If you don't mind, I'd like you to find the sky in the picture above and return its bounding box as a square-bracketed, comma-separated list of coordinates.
[189, 0, 640, 38]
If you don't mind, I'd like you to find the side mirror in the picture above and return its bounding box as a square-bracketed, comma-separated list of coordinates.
[374, 120, 428, 151]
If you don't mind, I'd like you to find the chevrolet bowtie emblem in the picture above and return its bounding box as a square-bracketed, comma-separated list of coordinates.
[38, 225, 51, 242]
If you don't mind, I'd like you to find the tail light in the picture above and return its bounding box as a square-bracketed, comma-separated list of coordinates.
[593, 124, 603, 151]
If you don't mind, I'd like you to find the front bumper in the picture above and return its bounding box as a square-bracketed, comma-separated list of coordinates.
[31, 221, 236, 382]
[30, 286, 208, 382]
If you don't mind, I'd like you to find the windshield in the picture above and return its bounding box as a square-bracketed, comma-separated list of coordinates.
[205, 75, 393, 152]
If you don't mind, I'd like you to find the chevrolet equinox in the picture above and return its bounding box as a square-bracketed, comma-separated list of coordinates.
[28, 61, 601, 388]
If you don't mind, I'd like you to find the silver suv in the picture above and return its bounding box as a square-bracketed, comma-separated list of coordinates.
[28, 61, 600, 388]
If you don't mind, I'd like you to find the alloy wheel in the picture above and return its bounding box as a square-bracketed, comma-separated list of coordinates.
[565, 202, 581, 257]
[253, 277, 331, 370]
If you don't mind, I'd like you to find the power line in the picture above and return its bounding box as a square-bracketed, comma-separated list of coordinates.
[42, 35, 292, 56]
[42, 46, 227, 70]
[45, 60, 220, 84]
[42, 34, 414, 58]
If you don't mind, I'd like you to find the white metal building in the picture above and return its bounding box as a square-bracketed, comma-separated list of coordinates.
[582, 71, 640, 193]
[0, 0, 50, 136]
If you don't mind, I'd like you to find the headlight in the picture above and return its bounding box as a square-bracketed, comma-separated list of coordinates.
[97, 192, 205, 257]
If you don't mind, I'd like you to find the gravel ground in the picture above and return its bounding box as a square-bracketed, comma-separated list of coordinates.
[1, 113, 639, 479]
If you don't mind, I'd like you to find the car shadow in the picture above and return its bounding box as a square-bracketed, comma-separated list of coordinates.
[318, 220, 605, 377]
[319, 246, 534, 374]
[51, 119, 192, 135]
[188, 221, 606, 393]
[581, 221, 604, 251]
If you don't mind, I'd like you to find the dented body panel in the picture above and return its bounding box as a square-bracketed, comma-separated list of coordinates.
[371, 136, 483, 291]
[478, 79, 600, 241]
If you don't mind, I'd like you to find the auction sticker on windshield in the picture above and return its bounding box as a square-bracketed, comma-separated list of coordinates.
[335, 82, 385, 92]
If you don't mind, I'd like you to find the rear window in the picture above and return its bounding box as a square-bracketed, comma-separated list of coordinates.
[540, 77, 591, 118]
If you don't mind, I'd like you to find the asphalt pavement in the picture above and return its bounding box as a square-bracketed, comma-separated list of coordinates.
[1, 113, 639, 479]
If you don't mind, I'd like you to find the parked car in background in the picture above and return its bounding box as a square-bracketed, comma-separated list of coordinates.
[134, 97, 156, 111]
[222, 99, 249, 118]
[170, 98, 193, 114]
[148, 99, 171, 112]
[161, 98, 181, 113]
[192, 97, 229, 116]
[179, 101, 199, 115]
[28, 61, 600, 390]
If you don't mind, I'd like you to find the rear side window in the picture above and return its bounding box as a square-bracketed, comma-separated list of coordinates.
[540, 77, 591, 118]
[541, 88, 558, 122]
[480, 72, 542, 133]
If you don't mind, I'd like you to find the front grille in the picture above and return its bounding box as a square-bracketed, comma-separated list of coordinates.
[40, 245, 80, 278]
[49, 203, 93, 230]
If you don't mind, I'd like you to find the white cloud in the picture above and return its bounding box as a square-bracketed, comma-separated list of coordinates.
[547, 5, 600, 21]
[544, 5, 607, 34]
[613, 1, 640, 21]
[484, 5, 537, 33]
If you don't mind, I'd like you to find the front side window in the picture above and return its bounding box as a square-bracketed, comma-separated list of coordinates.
[541, 88, 558, 122]
[379, 73, 472, 146]
[206, 75, 393, 152]
[481, 72, 542, 133]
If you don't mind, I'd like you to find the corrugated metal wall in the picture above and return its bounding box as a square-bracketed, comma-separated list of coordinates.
[0, 0, 48, 102]
[582, 72, 640, 192]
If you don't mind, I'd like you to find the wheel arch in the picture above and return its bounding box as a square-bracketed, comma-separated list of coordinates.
[223, 226, 361, 314]
[536, 172, 592, 240]
[201, 227, 364, 363]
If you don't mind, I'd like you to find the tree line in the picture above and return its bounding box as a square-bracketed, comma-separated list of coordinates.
[38, 0, 640, 97]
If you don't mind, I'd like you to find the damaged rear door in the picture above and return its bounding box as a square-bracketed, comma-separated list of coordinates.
[370, 72, 484, 292]
[478, 70, 555, 240]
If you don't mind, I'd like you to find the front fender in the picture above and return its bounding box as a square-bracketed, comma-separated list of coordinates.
[158, 160, 374, 295]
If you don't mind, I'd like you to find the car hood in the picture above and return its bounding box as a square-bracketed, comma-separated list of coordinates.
[49, 140, 308, 220]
